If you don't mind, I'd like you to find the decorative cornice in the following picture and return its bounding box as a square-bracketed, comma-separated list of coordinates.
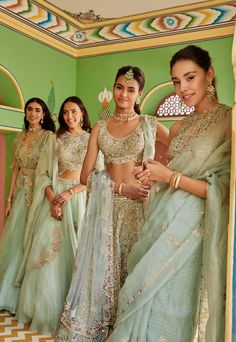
[0, 0, 235, 57]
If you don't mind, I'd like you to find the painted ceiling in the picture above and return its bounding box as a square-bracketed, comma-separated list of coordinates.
[0, 0, 235, 56]
[46, 0, 207, 22]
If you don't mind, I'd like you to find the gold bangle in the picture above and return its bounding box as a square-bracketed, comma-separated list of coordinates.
[118, 183, 124, 195]
[68, 188, 74, 195]
[169, 171, 178, 188]
[175, 173, 182, 189]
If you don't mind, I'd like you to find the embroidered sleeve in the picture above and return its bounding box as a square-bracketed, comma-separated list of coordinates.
[10, 132, 24, 169]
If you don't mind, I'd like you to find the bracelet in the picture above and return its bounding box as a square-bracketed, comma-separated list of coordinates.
[174, 173, 182, 189]
[169, 171, 178, 188]
[118, 183, 124, 195]
[68, 188, 74, 195]
[169, 171, 181, 189]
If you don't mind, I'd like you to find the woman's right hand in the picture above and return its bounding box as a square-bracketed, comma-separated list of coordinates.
[5, 201, 12, 217]
[122, 183, 150, 200]
[50, 202, 63, 220]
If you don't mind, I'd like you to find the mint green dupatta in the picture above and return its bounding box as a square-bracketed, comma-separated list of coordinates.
[111, 110, 231, 342]
[15, 134, 60, 286]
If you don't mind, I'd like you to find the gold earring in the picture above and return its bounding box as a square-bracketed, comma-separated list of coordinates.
[206, 81, 216, 100]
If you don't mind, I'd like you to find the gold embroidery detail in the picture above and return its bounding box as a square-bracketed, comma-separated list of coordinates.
[121, 226, 203, 313]
[166, 235, 180, 247]
[58, 131, 89, 175]
[35, 226, 62, 268]
[159, 337, 166, 342]
[12, 130, 52, 212]
[161, 220, 168, 230]
[168, 104, 230, 161]
[98, 116, 157, 164]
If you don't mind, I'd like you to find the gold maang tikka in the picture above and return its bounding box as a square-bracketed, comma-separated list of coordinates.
[124, 68, 134, 83]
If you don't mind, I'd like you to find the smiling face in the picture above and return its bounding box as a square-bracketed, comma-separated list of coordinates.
[171, 59, 214, 112]
[113, 75, 142, 113]
[62, 101, 83, 132]
[25, 101, 44, 128]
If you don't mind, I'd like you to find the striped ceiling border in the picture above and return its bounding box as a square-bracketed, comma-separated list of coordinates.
[0, 0, 235, 48]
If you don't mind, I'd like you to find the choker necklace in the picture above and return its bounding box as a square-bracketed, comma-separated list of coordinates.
[113, 111, 137, 121]
[28, 126, 42, 133]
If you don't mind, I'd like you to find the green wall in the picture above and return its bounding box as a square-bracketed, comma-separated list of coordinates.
[76, 37, 234, 125]
[0, 25, 77, 115]
[0, 25, 234, 205]
[0, 24, 76, 200]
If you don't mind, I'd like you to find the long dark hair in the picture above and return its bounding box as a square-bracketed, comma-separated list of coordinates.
[57, 96, 91, 137]
[170, 45, 218, 98]
[114, 66, 145, 114]
[24, 97, 56, 132]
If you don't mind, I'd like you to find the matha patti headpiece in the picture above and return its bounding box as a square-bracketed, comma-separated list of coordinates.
[124, 68, 134, 82]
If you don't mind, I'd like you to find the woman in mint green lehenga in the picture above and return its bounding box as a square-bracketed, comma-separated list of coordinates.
[15, 96, 103, 335]
[110, 45, 231, 342]
[0, 98, 56, 314]
[56, 66, 169, 342]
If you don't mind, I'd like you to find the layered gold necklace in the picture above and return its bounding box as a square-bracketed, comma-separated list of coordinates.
[113, 111, 137, 121]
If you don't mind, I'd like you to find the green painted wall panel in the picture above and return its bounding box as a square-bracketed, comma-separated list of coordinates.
[0, 24, 76, 201]
[76, 37, 234, 124]
[0, 24, 77, 121]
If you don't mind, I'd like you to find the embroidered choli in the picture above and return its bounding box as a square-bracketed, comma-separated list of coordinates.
[168, 103, 231, 161]
[57, 131, 90, 176]
[12, 129, 52, 208]
[97, 115, 157, 164]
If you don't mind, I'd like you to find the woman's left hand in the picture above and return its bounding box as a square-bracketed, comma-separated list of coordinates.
[133, 166, 151, 186]
[138, 160, 173, 183]
[51, 190, 72, 206]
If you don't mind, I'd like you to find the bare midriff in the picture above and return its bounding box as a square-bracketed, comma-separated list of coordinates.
[59, 170, 81, 180]
[107, 161, 142, 185]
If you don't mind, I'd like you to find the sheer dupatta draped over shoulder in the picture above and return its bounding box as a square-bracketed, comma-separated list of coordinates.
[111, 104, 231, 342]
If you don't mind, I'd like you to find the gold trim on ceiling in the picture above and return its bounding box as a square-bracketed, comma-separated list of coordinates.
[0, 10, 234, 58]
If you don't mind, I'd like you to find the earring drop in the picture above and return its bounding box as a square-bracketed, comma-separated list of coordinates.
[206, 81, 216, 100]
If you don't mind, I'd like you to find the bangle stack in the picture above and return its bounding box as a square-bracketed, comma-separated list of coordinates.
[118, 183, 124, 195]
[169, 171, 182, 189]
[68, 188, 74, 196]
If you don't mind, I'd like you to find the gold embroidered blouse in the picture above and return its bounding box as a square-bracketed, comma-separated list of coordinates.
[97, 115, 157, 164]
[57, 131, 90, 175]
[12, 129, 53, 208]
[168, 103, 231, 161]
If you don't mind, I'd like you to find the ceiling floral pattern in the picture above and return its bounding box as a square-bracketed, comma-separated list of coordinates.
[0, 0, 235, 48]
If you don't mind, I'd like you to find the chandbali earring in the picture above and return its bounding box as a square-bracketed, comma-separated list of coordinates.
[136, 97, 141, 105]
[206, 81, 216, 100]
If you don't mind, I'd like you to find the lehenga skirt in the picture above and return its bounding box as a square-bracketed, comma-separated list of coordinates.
[56, 192, 145, 342]
[16, 178, 86, 335]
[0, 187, 28, 313]
[112, 194, 145, 312]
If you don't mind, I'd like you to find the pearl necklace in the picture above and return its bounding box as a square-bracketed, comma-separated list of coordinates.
[113, 111, 137, 121]
[28, 126, 42, 133]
